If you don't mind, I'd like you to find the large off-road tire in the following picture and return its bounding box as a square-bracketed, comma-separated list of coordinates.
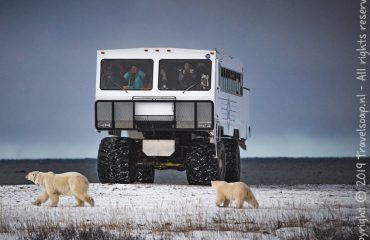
[97, 137, 136, 184]
[223, 139, 241, 182]
[135, 140, 155, 183]
[136, 165, 155, 183]
[185, 141, 226, 185]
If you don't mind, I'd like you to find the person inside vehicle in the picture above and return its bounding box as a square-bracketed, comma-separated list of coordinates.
[123, 65, 145, 89]
[101, 64, 123, 89]
[159, 68, 168, 89]
[177, 62, 197, 89]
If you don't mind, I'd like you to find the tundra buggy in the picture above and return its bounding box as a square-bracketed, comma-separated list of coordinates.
[95, 48, 250, 185]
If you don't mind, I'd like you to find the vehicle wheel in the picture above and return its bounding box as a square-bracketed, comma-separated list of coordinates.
[185, 141, 226, 185]
[135, 140, 155, 183]
[136, 165, 155, 183]
[223, 139, 240, 182]
[97, 137, 136, 184]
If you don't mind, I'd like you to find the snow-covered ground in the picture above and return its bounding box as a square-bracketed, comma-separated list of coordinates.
[0, 184, 368, 239]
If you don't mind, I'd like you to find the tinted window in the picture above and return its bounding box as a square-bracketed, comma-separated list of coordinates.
[100, 59, 153, 90]
[159, 59, 212, 91]
[220, 67, 243, 96]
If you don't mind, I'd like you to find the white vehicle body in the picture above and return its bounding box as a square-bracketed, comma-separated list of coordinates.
[95, 48, 250, 144]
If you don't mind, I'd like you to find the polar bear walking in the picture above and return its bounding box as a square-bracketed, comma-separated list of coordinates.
[26, 171, 94, 207]
[211, 181, 259, 209]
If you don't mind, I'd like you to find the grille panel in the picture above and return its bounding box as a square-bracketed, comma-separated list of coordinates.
[114, 102, 134, 128]
[197, 102, 213, 128]
[96, 101, 213, 130]
[175, 102, 195, 128]
[96, 102, 112, 128]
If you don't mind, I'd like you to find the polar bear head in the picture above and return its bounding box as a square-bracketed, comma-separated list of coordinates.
[26, 171, 40, 184]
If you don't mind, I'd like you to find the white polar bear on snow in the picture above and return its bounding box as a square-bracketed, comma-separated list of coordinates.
[211, 181, 259, 209]
[26, 171, 94, 207]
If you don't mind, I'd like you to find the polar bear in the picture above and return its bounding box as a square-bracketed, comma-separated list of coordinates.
[211, 181, 259, 209]
[26, 171, 94, 207]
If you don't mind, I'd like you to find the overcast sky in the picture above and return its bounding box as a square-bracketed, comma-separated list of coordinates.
[0, 0, 363, 158]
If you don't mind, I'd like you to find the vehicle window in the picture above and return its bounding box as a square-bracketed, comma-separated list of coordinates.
[220, 67, 243, 96]
[100, 59, 153, 90]
[159, 59, 212, 91]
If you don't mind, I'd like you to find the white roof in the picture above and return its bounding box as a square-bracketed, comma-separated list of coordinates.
[98, 48, 214, 54]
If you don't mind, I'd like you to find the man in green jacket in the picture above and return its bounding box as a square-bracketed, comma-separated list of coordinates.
[123, 65, 146, 89]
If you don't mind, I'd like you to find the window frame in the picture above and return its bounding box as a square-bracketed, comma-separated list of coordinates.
[158, 59, 213, 91]
[219, 66, 243, 96]
[100, 59, 154, 91]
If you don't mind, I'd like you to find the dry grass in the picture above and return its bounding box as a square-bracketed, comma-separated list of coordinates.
[19, 224, 140, 240]
[0, 199, 366, 240]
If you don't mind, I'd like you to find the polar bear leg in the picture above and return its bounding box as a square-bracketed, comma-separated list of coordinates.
[235, 198, 244, 209]
[74, 197, 85, 207]
[49, 193, 59, 207]
[223, 199, 230, 207]
[32, 191, 49, 206]
[215, 193, 225, 207]
[69, 179, 94, 207]
[74, 194, 94, 207]
[245, 194, 259, 209]
[82, 194, 95, 207]
[75, 193, 94, 207]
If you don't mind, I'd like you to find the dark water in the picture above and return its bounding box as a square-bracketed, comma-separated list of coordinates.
[0, 158, 368, 185]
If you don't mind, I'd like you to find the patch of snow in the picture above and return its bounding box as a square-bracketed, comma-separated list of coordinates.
[0, 184, 367, 239]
